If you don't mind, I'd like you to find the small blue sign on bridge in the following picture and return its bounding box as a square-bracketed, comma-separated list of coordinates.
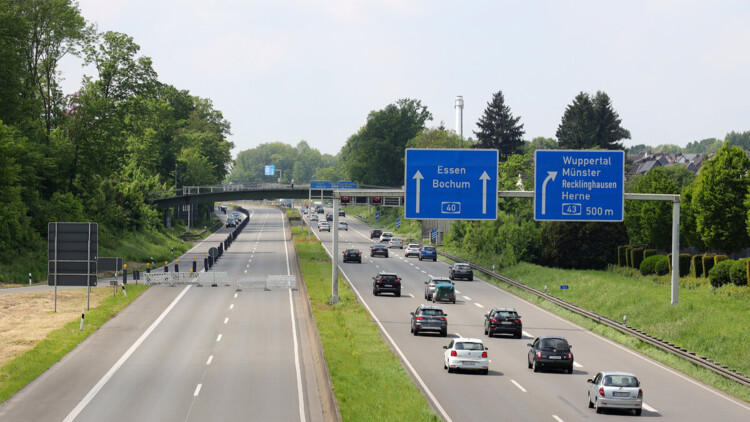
[264, 165, 275, 176]
[310, 180, 332, 189]
[534, 150, 624, 222]
[336, 181, 358, 189]
[396, 218, 401, 228]
[405, 149, 498, 220]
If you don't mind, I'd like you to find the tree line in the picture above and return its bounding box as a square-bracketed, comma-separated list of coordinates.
[0, 1, 234, 279]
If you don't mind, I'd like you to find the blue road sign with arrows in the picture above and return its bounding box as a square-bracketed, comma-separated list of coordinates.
[405, 149, 498, 220]
[534, 150, 624, 222]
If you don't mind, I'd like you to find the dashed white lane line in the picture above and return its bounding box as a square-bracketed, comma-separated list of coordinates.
[229, 304, 234, 310]
[421, 270, 427, 274]
[522, 330, 533, 338]
[244, 270, 247, 274]
[193, 384, 202, 396]
[408, 293, 414, 298]
[573, 361, 583, 368]
[224, 318, 229, 324]
[216, 334, 222, 342]
[234, 293, 238, 298]
[511, 379, 527, 392]
[643, 403, 658, 412]
[206, 355, 213, 365]
[246, 264, 250, 267]
[463, 296, 472, 301]
[552, 415, 563, 422]
[474, 303, 484, 308]
[455, 290, 462, 294]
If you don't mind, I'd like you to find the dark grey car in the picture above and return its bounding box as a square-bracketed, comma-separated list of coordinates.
[410, 305, 447, 336]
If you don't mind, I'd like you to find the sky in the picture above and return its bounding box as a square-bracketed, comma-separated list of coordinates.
[58, 0, 750, 157]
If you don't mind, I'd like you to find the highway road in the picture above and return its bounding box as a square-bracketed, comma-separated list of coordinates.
[0, 206, 326, 422]
[309, 207, 750, 421]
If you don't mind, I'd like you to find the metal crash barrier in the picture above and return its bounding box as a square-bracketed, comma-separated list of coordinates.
[237, 275, 297, 291]
[145, 272, 230, 287]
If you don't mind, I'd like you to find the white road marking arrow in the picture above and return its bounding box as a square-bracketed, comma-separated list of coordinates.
[479, 171, 490, 214]
[541, 171, 557, 215]
[413, 170, 424, 213]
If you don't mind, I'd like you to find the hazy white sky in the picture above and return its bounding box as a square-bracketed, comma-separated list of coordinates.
[59, 0, 750, 156]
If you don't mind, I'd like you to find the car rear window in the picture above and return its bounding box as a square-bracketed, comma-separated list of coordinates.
[379, 275, 397, 281]
[456, 264, 471, 270]
[455, 342, 484, 351]
[494, 311, 517, 318]
[540, 339, 569, 350]
[420, 309, 444, 316]
[423, 246, 435, 251]
[603, 375, 639, 387]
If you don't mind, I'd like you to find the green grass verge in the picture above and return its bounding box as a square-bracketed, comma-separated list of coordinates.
[467, 261, 750, 403]
[293, 226, 438, 421]
[0, 284, 149, 403]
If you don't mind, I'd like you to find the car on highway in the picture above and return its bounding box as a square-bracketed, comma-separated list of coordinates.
[443, 338, 489, 375]
[432, 282, 456, 304]
[343, 248, 362, 263]
[220, 204, 227, 213]
[372, 271, 401, 296]
[484, 307, 522, 338]
[424, 276, 452, 301]
[338, 221, 348, 231]
[316, 206, 324, 213]
[318, 222, 331, 232]
[225, 217, 236, 228]
[338, 210, 345, 216]
[326, 213, 333, 222]
[379, 232, 394, 243]
[449, 263, 473, 281]
[404, 244, 421, 257]
[410, 305, 447, 337]
[388, 237, 403, 249]
[370, 229, 382, 239]
[309, 214, 318, 222]
[419, 245, 437, 261]
[527, 336, 574, 374]
[587, 371, 643, 416]
[370, 244, 389, 258]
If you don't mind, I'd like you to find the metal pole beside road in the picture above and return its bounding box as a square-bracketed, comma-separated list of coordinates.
[331, 198, 340, 304]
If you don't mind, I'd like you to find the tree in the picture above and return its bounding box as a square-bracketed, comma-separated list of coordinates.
[523, 136, 557, 154]
[406, 127, 471, 149]
[692, 144, 750, 252]
[540, 222, 628, 270]
[473, 90, 525, 160]
[556, 91, 629, 150]
[624, 167, 680, 250]
[340, 98, 431, 186]
[683, 138, 722, 154]
[726, 130, 750, 151]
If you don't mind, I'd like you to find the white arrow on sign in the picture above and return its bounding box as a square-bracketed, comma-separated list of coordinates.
[479, 171, 491, 214]
[413, 170, 424, 213]
[541, 171, 557, 215]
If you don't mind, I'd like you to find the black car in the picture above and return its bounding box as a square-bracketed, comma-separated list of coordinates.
[338, 210, 345, 216]
[343, 249, 362, 263]
[410, 305, 448, 337]
[484, 307, 522, 338]
[225, 217, 236, 228]
[370, 244, 389, 257]
[326, 213, 333, 222]
[372, 272, 401, 296]
[527, 336, 574, 374]
[449, 263, 473, 281]
[370, 229, 383, 239]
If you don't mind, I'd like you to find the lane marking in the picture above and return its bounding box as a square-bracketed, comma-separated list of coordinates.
[511, 379, 527, 392]
[523, 330, 533, 338]
[194, 384, 202, 396]
[216, 334, 222, 342]
[224, 317, 229, 324]
[573, 361, 583, 368]
[421, 270, 427, 274]
[643, 403, 658, 412]
[552, 415, 563, 422]
[281, 210, 291, 276]
[463, 296, 472, 301]
[474, 303, 484, 308]
[230, 304, 234, 310]
[408, 294, 414, 298]
[206, 355, 213, 365]
[455, 290, 461, 294]
[62, 286, 192, 422]
[234, 293, 238, 298]
[289, 289, 307, 422]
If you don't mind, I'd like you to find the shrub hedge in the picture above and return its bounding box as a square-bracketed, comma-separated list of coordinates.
[640, 255, 666, 275]
[729, 259, 749, 286]
[631, 247, 644, 270]
[692, 254, 704, 278]
[709, 259, 734, 287]
[666, 253, 693, 277]
[617, 246, 627, 267]
[644, 249, 657, 259]
[703, 254, 716, 278]
[654, 256, 670, 275]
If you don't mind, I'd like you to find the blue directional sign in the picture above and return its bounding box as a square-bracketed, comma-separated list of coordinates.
[534, 150, 624, 222]
[405, 149, 498, 220]
[431, 227, 438, 242]
[375, 211, 379, 220]
[264, 165, 275, 176]
[310, 180, 332, 189]
[336, 181, 358, 189]
[396, 218, 401, 228]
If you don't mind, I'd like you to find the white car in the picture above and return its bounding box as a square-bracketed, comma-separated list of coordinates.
[443, 338, 489, 375]
[318, 222, 331, 232]
[338, 222, 349, 231]
[405, 244, 421, 257]
[379, 232, 394, 243]
[388, 237, 403, 249]
[309, 214, 318, 222]
[587, 371, 643, 416]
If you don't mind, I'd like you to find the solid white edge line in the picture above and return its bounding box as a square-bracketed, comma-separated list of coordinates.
[289, 289, 306, 422]
[62, 285, 192, 422]
[206, 355, 213, 365]
[511, 379, 527, 393]
[552, 415, 563, 422]
[282, 210, 291, 276]
[193, 384, 202, 396]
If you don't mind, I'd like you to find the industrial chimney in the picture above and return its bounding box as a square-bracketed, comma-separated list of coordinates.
[455, 96, 464, 138]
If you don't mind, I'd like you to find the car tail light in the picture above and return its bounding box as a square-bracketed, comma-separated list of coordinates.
[357, 254, 361, 257]
[415, 316, 424, 320]
[513, 319, 521, 323]
[638, 389, 643, 398]
[566, 353, 572, 360]
[450, 350, 457, 357]
[481, 351, 487, 358]
[439, 317, 446, 321]
[536, 351, 542, 358]
[491, 319, 499, 323]
[395, 279, 401, 283]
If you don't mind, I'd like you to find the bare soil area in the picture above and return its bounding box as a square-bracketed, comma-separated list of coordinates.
[0, 288, 113, 367]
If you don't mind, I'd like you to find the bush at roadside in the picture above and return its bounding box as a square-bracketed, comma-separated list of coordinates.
[709, 259, 734, 287]
[729, 259, 749, 286]
[640, 255, 667, 275]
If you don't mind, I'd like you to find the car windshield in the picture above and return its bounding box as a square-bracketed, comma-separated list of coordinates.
[540, 338, 569, 350]
[420, 309, 444, 316]
[456, 342, 484, 351]
[603, 375, 639, 387]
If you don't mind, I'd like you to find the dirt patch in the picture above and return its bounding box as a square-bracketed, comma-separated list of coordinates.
[0, 288, 113, 367]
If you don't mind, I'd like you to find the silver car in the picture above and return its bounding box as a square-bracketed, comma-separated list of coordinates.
[424, 276, 452, 301]
[587, 371, 643, 416]
[443, 338, 489, 375]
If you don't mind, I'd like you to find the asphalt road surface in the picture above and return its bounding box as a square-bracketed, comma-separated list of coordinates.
[0, 206, 325, 422]
[308, 207, 750, 422]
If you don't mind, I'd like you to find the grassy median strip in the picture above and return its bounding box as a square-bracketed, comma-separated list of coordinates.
[0, 284, 148, 403]
[476, 262, 750, 403]
[293, 227, 439, 421]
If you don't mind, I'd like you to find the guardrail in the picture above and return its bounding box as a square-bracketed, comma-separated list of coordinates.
[437, 249, 750, 388]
